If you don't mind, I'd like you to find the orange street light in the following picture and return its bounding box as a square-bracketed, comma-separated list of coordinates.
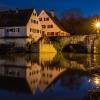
[91, 18, 100, 34]
[96, 22, 100, 28]
[95, 22, 100, 34]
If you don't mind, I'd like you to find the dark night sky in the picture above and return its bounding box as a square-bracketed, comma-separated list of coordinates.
[0, 0, 100, 16]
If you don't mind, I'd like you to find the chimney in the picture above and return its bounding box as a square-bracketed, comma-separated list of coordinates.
[50, 9, 55, 17]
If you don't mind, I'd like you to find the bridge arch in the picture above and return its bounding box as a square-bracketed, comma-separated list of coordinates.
[62, 43, 88, 53]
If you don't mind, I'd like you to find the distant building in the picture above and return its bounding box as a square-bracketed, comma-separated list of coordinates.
[38, 10, 70, 37]
[0, 8, 42, 47]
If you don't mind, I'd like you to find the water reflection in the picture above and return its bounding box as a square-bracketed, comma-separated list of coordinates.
[0, 53, 99, 100]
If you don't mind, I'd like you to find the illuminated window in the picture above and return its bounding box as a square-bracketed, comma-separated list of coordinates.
[31, 19, 38, 24]
[39, 18, 42, 21]
[48, 25, 53, 28]
[42, 25, 46, 28]
[51, 32, 54, 35]
[44, 17, 49, 21]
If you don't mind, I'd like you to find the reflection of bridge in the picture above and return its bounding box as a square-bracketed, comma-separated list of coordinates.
[62, 34, 100, 53]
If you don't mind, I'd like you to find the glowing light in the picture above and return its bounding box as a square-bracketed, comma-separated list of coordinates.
[91, 18, 100, 33]
[94, 77, 100, 85]
[96, 22, 100, 28]
[91, 75, 100, 86]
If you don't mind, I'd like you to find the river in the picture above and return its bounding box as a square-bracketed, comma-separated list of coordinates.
[0, 53, 99, 100]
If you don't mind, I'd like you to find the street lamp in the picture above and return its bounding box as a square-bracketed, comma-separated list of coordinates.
[95, 21, 100, 34]
[90, 19, 100, 53]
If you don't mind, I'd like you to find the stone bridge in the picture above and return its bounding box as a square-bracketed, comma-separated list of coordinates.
[61, 34, 100, 53]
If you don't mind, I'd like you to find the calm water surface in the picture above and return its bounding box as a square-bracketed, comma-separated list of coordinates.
[0, 53, 99, 100]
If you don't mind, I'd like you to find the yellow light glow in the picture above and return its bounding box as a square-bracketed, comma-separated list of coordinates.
[92, 76, 100, 85]
[90, 18, 100, 33]
[96, 22, 100, 28]
[94, 77, 100, 85]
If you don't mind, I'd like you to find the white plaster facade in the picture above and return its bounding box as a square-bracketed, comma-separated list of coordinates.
[0, 9, 42, 47]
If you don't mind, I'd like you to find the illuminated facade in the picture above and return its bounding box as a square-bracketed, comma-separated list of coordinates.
[38, 10, 70, 37]
[0, 9, 42, 47]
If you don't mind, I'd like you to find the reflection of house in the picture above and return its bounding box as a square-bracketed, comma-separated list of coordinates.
[0, 56, 41, 79]
[38, 10, 70, 37]
[0, 55, 66, 94]
[0, 56, 41, 94]
[0, 8, 42, 47]
[26, 63, 41, 94]
[38, 66, 66, 92]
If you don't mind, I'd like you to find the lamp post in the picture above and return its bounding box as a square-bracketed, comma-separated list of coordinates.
[92, 21, 100, 53]
[95, 22, 100, 34]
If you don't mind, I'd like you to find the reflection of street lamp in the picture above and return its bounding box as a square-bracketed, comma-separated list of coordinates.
[91, 19, 100, 53]
[89, 75, 100, 86]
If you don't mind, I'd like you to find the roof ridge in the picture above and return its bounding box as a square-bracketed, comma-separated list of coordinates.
[0, 8, 34, 27]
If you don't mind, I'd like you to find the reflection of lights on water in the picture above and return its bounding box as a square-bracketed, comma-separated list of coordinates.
[89, 76, 100, 86]
[88, 79, 91, 83]
[93, 77, 100, 85]
[88, 76, 100, 87]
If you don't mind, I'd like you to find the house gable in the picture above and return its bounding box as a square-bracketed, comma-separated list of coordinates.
[26, 9, 42, 42]
[39, 10, 70, 37]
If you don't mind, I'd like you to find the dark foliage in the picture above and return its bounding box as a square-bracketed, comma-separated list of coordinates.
[60, 9, 100, 35]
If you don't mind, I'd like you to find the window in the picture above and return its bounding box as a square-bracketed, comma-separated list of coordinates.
[42, 31, 45, 34]
[30, 28, 40, 33]
[13, 29, 15, 32]
[9, 29, 13, 32]
[16, 28, 18, 32]
[44, 17, 49, 21]
[34, 20, 37, 24]
[55, 32, 59, 36]
[39, 18, 42, 21]
[37, 30, 39, 33]
[6, 28, 20, 33]
[17, 28, 20, 32]
[47, 32, 51, 35]
[51, 32, 54, 35]
[30, 28, 32, 32]
[42, 25, 46, 28]
[31, 19, 33, 23]
[48, 25, 53, 28]
[33, 12, 37, 16]
[31, 19, 37, 24]
[34, 13, 37, 16]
